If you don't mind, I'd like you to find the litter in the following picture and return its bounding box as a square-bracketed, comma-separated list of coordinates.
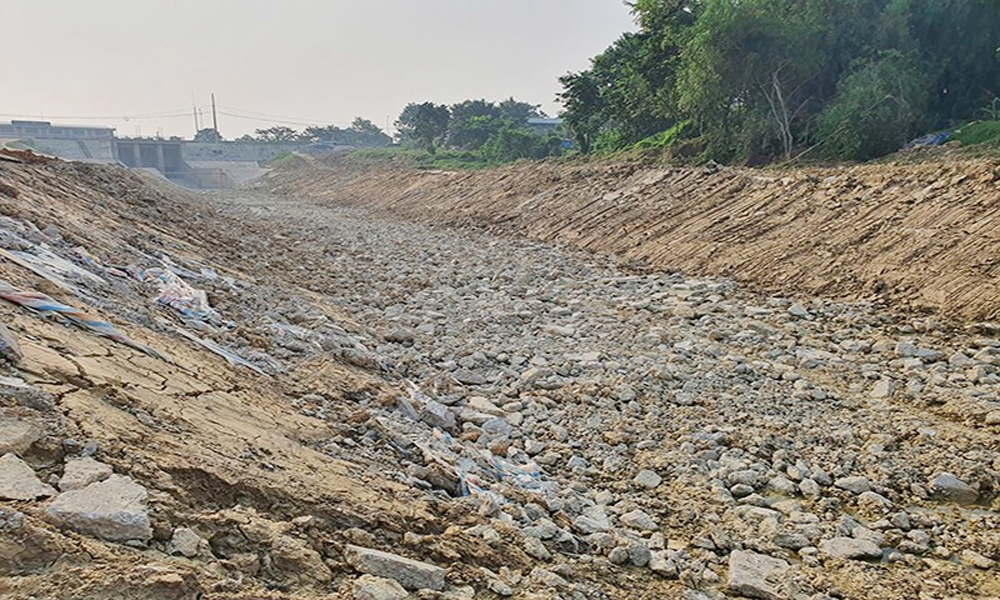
[138, 266, 225, 328]
[906, 130, 951, 149]
[173, 327, 270, 376]
[0, 247, 104, 294]
[73, 247, 128, 278]
[0, 280, 171, 363]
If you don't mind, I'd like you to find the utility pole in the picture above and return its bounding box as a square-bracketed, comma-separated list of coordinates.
[211, 93, 219, 133]
[192, 92, 200, 135]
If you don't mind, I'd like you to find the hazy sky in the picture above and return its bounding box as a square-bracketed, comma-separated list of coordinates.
[4, 1, 635, 139]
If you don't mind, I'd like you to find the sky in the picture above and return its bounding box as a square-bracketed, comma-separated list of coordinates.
[3, 1, 636, 139]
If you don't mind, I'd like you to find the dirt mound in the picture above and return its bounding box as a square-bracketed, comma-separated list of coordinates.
[260, 155, 1000, 323]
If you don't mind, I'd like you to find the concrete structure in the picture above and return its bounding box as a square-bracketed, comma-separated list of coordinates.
[2, 120, 320, 189]
[115, 139, 185, 177]
[0, 120, 114, 140]
[1, 121, 117, 164]
[527, 118, 564, 134]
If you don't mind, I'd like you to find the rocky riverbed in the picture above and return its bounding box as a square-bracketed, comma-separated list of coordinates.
[0, 158, 998, 599]
[201, 191, 1000, 599]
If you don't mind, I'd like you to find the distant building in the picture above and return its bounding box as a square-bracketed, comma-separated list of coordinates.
[526, 118, 564, 134]
[0, 120, 115, 140]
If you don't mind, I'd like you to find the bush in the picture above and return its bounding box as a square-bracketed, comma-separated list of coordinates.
[481, 126, 561, 164]
[815, 52, 932, 160]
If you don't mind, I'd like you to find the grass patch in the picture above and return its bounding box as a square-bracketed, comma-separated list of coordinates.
[349, 147, 492, 170]
[952, 121, 1000, 147]
[267, 151, 295, 167]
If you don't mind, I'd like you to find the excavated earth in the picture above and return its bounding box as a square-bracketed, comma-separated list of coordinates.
[0, 153, 998, 600]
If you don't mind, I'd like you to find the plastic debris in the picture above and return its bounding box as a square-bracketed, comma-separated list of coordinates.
[174, 327, 270, 376]
[138, 267, 225, 327]
[0, 247, 103, 294]
[0, 280, 171, 362]
[74, 247, 128, 278]
[906, 131, 951, 149]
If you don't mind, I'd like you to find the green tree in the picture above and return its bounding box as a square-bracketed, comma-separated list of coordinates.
[445, 100, 502, 150]
[193, 128, 222, 142]
[498, 98, 545, 123]
[815, 51, 931, 160]
[481, 125, 556, 163]
[677, 0, 834, 161]
[350, 118, 392, 147]
[558, 71, 605, 153]
[395, 102, 451, 152]
[255, 126, 299, 142]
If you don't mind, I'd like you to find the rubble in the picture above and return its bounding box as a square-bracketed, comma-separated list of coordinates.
[0, 453, 55, 500]
[45, 475, 152, 542]
[1, 157, 998, 599]
[727, 550, 790, 600]
[344, 544, 447, 591]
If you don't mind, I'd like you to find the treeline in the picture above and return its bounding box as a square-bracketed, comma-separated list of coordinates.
[394, 98, 565, 162]
[560, 0, 1000, 163]
[194, 118, 392, 147]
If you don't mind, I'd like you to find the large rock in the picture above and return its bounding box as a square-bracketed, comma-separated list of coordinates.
[634, 469, 663, 489]
[345, 544, 446, 591]
[727, 550, 790, 600]
[929, 472, 978, 505]
[45, 474, 152, 541]
[572, 505, 611, 534]
[269, 534, 332, 584]
[353, 574, 409, 600]
[168, 527, 203, 558]
[59, 456, 114, 491]
[620, 508, 658, 531]
[0, 453, 55, 500]
[0, 421, 41, 455]
[419, 400, 456, 430]
[819, 537, 881, 560]
[453, 369, 487, 386]
[833, 476, 872, 495]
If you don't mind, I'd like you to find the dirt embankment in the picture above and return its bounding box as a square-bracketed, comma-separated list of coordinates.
[0, 160, 516, 599]
[261, 155, 1000, 323]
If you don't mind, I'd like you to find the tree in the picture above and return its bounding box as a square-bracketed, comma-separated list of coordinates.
[558, 71, 605, 154]
[255, 126, 299, 142]
[815, 51, 931, 160]
[676, 0, 834, 161]
[194, 128, 223, 142]
[395, 102, 451, 152]
[481, 125, 560, 163]
[498, 98, 545, 123]
[445, 100, 501, 150]
[350, 118, 392, 147]
[300, 125, 335, 142]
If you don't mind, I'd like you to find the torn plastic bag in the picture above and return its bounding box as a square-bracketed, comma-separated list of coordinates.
[0, 280, 171, 363]
[138, 267, 226, 328]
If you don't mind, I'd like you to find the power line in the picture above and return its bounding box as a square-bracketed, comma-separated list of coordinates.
[218, 105, 351, 127]
[1, 104, 362, 130]
[0, 108, 197, 121]
[217, 110, 350, 128]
